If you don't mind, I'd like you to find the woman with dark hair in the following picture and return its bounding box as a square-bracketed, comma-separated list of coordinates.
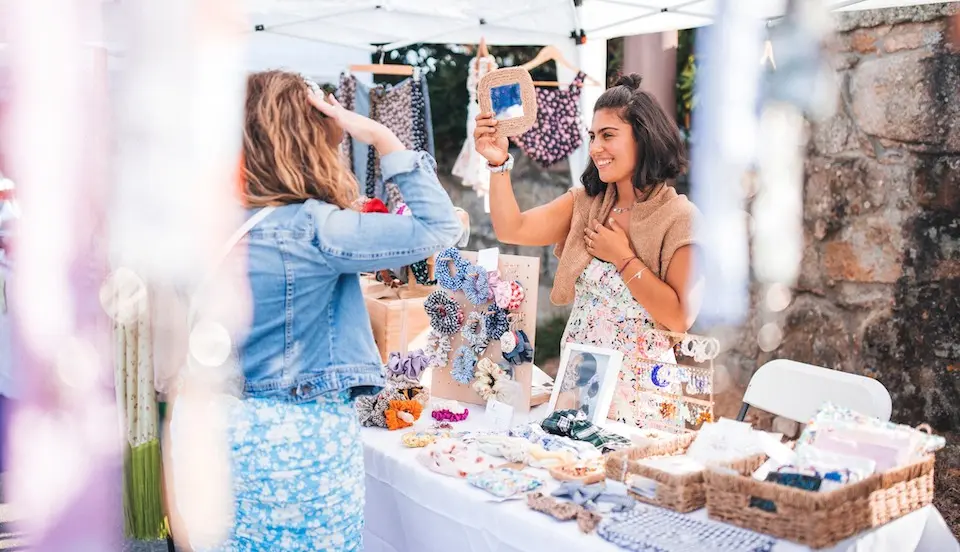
[474, 74, 702, 425]
[555, 352, 600, 416]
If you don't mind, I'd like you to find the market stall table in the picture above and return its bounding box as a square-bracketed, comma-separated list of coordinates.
[362, 407, 960, 552]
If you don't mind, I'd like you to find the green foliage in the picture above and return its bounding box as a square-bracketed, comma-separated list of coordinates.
[675, 29, 698, 135]
[534, 315, 569, 366]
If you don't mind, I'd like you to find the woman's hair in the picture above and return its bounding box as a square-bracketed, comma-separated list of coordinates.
[573, 352, 598, 387]
[242, 70, 358, 209]
[581, 73, 687, 197]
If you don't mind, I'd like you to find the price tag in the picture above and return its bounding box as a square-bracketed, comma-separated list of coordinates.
[477, 247, 500, 273]
[485, 399, 514, 431]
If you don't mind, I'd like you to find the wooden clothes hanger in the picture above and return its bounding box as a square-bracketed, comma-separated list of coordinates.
[522, 45, 601, 87]
[478, 36, 490, 58]
[349, 50, 415, 76]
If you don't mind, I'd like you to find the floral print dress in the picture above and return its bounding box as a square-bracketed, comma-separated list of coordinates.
[561, 259, 676, 426]
[194, 391, 365, 552]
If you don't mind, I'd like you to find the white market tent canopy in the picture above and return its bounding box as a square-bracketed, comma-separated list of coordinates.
[239, 0, 947, 80]
[233, 0, 946, 182]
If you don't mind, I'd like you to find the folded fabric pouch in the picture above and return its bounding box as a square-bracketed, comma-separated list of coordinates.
[468, 467, 543, 498]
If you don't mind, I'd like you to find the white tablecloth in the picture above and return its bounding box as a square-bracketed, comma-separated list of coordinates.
[362, 409, 959, 552]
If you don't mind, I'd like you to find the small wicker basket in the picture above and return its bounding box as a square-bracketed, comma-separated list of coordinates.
[604, 432, 765, 513]
[704, 454, 935, 549]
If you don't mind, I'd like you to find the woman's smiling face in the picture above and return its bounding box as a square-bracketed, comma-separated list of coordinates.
[588, 108, 637, 184]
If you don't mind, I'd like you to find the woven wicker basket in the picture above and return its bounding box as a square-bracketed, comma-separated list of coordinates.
[604, 432, 764, 513]
[704, 454, 935, 549]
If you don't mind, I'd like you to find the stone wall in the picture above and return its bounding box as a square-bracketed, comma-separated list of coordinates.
[716, 3, 960, 431]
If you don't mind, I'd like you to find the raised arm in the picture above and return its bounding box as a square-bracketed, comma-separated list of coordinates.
[474, 112, 574, 246]
[308, 92, 462, 273]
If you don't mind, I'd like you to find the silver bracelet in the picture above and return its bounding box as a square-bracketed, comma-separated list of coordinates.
[625, 266, 648, 285]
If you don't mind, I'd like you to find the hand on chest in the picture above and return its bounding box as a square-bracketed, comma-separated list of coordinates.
[584, 213, 634, 266]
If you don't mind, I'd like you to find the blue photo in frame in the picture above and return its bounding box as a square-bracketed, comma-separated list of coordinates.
[491, 83, 524, 120]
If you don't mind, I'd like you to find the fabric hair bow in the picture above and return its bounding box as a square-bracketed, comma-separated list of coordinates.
[387, 349, 429, 381]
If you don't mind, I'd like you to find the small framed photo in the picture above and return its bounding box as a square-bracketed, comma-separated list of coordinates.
[548, 343, 623, 426]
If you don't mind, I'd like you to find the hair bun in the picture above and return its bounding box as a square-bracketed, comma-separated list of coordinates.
[614, 73, 643, 90]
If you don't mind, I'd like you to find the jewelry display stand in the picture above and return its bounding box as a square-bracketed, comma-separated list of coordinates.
[633, 330, 719, 434]
[430, 251, 539, 413]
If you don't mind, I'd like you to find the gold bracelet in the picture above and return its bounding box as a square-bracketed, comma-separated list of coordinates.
[625, 266, 648, 285]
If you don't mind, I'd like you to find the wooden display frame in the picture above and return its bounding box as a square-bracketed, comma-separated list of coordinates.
[430, 251, 539, 412]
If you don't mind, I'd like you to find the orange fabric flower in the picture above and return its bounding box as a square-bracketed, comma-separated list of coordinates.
[385, 400, 424, 431]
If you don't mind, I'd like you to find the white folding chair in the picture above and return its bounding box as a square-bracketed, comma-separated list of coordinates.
[736, 358, 892, 423]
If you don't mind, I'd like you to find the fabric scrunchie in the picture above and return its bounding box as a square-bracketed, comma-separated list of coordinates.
[451, 346, 478, 384]
[435, 248, 470, 291]
[501, 329, 534, 365]
[425, 330, 452, 368]
[461, 311, 489, 353]
[387, 349, 430, 381]
[424, 290, 463, 335]
[494, 280, 525, 311]
[461, 265, 489, 305]
[485, 304, 510, 341]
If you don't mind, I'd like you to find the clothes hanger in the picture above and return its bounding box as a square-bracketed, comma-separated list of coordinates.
[349, 49, 415, 76]
[522, 45, 601, 87]
[478, 36, 490, 58]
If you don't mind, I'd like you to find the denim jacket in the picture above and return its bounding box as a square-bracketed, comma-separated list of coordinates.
[240, 150, 462, 402]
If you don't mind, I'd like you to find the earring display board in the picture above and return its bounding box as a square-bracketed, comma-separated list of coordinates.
[633, 330, 719, 434]
[430, 251, 539, 413]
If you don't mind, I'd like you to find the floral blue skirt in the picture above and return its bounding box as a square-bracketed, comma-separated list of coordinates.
[202, 390, 364, 551]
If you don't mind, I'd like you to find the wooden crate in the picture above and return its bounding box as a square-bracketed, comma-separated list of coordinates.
[362, 278, 434, 363]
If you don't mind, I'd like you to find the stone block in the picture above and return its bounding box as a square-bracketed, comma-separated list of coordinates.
[822, 214, 906, 283]
[850, 49, 938, 144]
[776, 295, 855, 374]
[882, 21, 947, 53]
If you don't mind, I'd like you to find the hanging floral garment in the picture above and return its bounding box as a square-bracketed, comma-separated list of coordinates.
[453, 54, 498, 199]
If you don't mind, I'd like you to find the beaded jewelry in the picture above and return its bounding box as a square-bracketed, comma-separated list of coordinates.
[451, 345, 478, 384]
[461, 264, 490, 305]
[461, 311, 490, 353]
[424, 290, 463, 335]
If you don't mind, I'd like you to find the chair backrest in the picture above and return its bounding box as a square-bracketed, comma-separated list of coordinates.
[743, 359, 892, 423]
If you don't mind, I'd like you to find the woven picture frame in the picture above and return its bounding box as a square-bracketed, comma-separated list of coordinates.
[477, 67, 538, 138]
